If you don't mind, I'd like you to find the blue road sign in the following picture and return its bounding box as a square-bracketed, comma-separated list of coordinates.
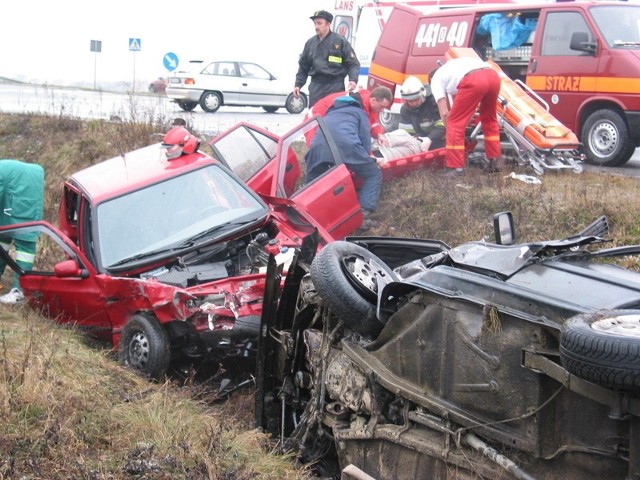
[129, 38, 141, 51]
[163, 52, 179, 72]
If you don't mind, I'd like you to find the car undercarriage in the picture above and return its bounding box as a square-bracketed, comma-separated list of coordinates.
[255, 216, 640, 479]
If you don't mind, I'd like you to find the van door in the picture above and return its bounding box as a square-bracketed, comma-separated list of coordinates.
[527, 9, 598, 135]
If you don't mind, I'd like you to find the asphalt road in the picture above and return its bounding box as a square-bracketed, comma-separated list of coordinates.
[0, 83, 305, 136]
[0, 83, 638, 175]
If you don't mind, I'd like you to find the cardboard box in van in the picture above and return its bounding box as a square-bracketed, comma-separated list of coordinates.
[369, 1, 640, 166]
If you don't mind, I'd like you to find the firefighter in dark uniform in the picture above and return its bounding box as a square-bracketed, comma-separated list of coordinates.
[293, 10, 360, 108]
[398, 76, 446, 151]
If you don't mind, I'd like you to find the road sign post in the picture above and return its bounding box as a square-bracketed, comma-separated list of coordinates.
[129, 38, 141, 92]
[90, 40, 102, 90]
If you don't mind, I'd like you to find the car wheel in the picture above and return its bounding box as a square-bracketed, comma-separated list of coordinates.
[262, 106, 279, 113]
[200, 91, 222, 113]
[560, 310, 640, 391]
[119, 314, 171, 380]
[310, 241, 397, 336]
[581, 109, 635, 167]
[379, 110, 399, 131]
[285, 93, 307, 114]
[177, 101, 197, 112]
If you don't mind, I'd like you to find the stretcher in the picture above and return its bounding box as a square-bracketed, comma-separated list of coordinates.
[447, 48, 584, 175]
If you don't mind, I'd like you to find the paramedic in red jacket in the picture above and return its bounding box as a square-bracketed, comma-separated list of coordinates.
[306, 87, 393, 145]
[429, 57, 502, 174]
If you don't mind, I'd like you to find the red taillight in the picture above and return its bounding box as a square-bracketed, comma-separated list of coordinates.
[184, 78, 196, 85]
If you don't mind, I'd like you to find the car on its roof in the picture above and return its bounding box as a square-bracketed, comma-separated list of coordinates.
[256, 213, 640, 479]
[165, 60, 307, 114]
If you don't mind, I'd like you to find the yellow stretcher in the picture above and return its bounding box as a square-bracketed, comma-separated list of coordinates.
[446, 48, 584, 175]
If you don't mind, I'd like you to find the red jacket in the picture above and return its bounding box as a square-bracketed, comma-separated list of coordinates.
[306, 90, 385, 140]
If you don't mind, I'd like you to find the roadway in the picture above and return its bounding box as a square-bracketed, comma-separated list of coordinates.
[0, 83, 638, 174]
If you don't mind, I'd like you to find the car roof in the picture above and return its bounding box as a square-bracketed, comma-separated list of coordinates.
[68, 143, 218, 203]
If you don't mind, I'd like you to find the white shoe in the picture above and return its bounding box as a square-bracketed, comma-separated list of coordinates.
[0, 288, 24, 304]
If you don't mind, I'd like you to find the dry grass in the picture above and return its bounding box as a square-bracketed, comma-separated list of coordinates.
[1, 111, 640, 478]
[370, 166, 640, 251]
[0, 307, 305, 479]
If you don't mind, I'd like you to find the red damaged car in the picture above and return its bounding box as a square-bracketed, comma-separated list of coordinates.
[0, 119, 443, 379]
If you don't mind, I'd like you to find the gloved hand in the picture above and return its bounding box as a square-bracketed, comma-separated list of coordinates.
[419, 137, 432, 151]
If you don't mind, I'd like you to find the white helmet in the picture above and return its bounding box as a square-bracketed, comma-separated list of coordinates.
[400, 76, 426, 101]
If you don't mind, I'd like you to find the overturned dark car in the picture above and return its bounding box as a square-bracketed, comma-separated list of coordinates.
[255, 213, 640, 480]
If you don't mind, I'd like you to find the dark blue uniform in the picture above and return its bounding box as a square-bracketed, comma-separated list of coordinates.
[295, 31, 360, 107]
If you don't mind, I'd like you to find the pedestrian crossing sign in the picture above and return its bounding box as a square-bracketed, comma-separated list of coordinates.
[129, 38, 141, 51]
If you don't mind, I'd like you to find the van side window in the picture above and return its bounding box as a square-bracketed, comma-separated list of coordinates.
[541, 12, 593, 56]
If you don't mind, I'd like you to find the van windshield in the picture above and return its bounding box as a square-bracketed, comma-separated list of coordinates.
[591, 6, 640, 47]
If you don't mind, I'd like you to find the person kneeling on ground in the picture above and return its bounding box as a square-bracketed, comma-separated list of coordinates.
[304, 95, 381, 229]
[398, 75, 445, 151]
[0, 159, 45, 304]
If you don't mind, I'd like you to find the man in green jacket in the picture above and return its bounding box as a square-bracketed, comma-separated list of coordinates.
[0, 160, 45, 304]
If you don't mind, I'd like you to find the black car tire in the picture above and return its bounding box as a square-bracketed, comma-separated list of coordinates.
[581, 109, 635, 167]
[262, 106, 279, 113]
[285, 93, 307, 114]
[310, 241, 397, 336]
[200, 91, 222, 113]
[177, 101, 198, 112]
[119, 314, 171, 380]
[560, 310, 640, 391]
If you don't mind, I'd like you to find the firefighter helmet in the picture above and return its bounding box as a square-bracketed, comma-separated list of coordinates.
[162, 127, 200, 159]
[400, 76, 427, 101]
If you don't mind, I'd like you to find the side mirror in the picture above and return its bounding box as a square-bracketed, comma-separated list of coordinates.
[494, 212, 516, 245]
[54, 259, 88, 278]
[570, 31, 597, 54]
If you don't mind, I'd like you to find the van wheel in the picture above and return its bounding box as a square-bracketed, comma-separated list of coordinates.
[262, 106, 279, 113]
[200, 91, 222, 113]
[310, 241, 397, 336]
[379, 111, 399, 131]
[581, 109, 635, 167]
[119, 314, 171, 380]
[559, 310, 640, 391]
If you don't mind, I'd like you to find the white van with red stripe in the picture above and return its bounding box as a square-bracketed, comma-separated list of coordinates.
[368, 1, 640, 166]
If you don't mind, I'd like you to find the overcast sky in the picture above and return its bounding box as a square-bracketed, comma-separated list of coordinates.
[1, 1, 319, 87]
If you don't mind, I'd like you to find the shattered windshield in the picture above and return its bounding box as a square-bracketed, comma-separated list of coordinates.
[95, 165, 267, 269]
[591, 6, 640, 47]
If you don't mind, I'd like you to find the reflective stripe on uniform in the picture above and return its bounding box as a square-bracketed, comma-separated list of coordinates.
[327, 56, 343, 63]
[15, 250, 36, 263]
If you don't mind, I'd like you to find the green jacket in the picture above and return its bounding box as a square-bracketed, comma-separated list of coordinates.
[0, 160, 45, 241]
